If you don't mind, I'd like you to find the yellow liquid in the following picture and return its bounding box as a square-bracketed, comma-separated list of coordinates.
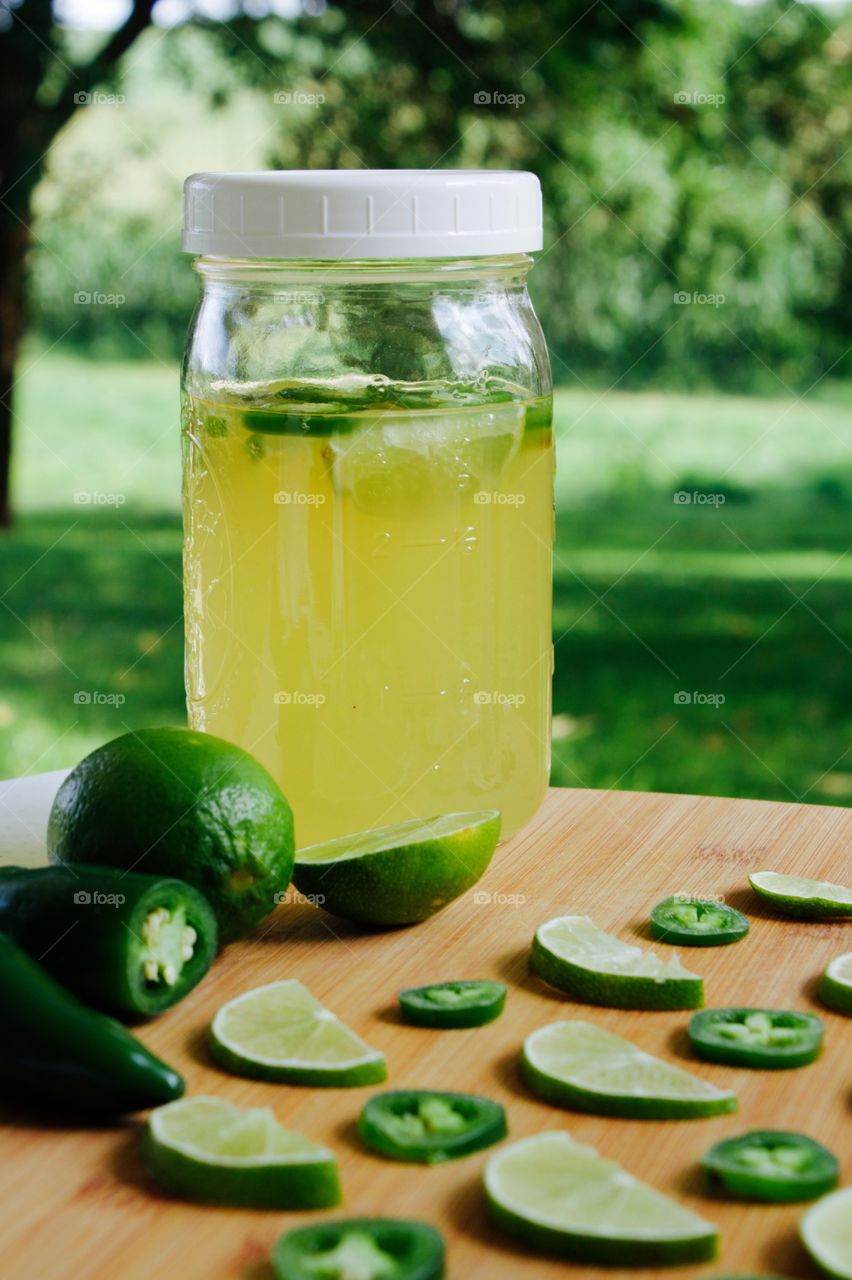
[183, 396, 553, 845]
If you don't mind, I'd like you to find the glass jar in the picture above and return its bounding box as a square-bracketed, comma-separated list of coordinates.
[181, 171, 553, 845]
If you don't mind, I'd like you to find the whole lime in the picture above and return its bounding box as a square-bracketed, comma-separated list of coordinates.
[48, 728, 294, 942]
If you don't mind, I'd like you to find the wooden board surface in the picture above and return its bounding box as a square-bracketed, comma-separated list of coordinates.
[2, 786, 851, 1280]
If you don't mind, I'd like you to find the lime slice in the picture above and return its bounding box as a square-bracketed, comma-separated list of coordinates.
[531, 915, 703, 1010]
[820, 953, 852, 1015]
[293, 811, 501, 927]
[522, 1020, 737, 1119]
[142, 1096, 341, 1208]
[209, 979, 387, 1085]
[484, 1131, 718, 1265]
[330, 404, 524, 517]
[801, 1187, 852, 1279]
[749, 872, 852, 919]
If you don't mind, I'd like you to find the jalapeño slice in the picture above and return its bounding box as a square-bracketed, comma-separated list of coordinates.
[0, 864, 217, 1018]
[273, 1218, 445, 1280]
[359, 1090, 507, 1164]
[688, 1008, 824, 1069]
[398, 980, 507, 1028]
[650, 896, 749, 947]
[242, 408, 359, 436]
[702, 1130, 838, 1203]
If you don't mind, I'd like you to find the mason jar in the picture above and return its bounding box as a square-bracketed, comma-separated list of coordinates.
[181, 170, 553, 845]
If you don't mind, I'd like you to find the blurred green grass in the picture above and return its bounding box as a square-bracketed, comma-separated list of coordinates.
[2, 350, 851, 806]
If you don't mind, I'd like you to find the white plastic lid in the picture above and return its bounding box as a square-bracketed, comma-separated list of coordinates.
[182, 169, 542, 260]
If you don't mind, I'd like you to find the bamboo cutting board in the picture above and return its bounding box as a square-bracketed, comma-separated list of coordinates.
[1, 786, 851, 1280]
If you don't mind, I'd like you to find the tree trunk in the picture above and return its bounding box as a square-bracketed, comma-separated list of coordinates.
[0, 222, 30, 529]
[0, 0, 156, 527]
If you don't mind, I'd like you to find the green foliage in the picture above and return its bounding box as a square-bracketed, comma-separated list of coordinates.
[23, 0, 852, 389]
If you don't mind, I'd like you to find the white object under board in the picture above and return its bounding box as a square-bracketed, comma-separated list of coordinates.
[0, 770, 70, 868]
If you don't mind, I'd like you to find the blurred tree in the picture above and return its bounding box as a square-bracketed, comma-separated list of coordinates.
[4, 0, 852, 520]
[0, 0, 156, 525]
[26, 0, 850, 394]
[255, 0, 848, 392]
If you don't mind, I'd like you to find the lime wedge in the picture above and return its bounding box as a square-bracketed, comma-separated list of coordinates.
[820, 953, 852, 1015]
[522, 1020, 737, 1119]
[484, 1131, 718, 1265]
[142, 1096, 341, 1208]
[330, 404, 524, 516]
[209, 979, 387, 1085]
[749, 872, 852, 919]
[531, 914, 703, 1009]
[293, 811, 501, 926]
[801, 1187, 852, 1279]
